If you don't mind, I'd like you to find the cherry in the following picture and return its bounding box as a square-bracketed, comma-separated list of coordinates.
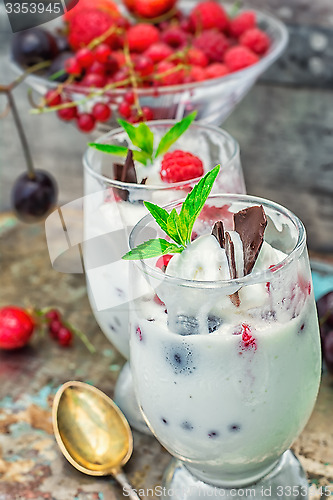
[11, 170, 58, 223]
[77, 113, 96, 132]
[92, 103, 112, 122]
[57, 327, 73, 347]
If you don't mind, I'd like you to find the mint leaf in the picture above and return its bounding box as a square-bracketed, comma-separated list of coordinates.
[118, 119, 154, 158]
[180, 164, 220, 243]
[144, 201, 169, 233]
[88, 143, 150, 165]
[166, 208, 187, 246]
[154, 111, 197, 158]
[122, 238, 183, 260]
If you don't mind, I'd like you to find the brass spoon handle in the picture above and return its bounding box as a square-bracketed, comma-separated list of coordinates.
[113, 470, 142, 499]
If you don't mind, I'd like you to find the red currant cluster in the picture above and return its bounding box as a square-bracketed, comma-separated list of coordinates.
[45, 309, 73, 346]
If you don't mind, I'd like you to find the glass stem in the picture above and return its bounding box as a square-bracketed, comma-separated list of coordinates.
[7, 90, 35, 179]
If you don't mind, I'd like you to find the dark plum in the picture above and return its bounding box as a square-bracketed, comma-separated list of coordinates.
[11, 170, 58, 223]
[48, 52, 73, 82]
[12, 28, 59, 67]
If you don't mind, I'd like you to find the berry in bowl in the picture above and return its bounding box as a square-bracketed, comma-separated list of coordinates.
[10, 0, 288, 131]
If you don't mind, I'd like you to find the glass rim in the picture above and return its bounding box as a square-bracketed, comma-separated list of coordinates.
[129, 193, 307, 289]
[83, 120, 240, 191]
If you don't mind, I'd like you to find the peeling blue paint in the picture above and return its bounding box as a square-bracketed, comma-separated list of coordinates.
[31, 385, 54, 409]
[9, 421, 32, 436]
[0, 396, 14, 409]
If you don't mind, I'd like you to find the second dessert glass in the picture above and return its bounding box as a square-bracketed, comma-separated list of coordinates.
[129, 194, 321, 496]
[83, 121, 245, 431]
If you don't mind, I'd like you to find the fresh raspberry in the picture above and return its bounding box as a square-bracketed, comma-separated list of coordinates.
[229, 11, 256, 38]
[205, 62, 229, 79]
[241, 324, 257, 351]
[44, 90, 62, 107]
[224, 45, 259, 71]
[161, 27, 188, 49]
[160, 150, 204, 183]
[194, 30, 230, 62]
[156, 254, 173, 272]
[187, 48, 208, 67]
[127, 24, 160, 53]
[68, 9, 120, 51]
[76, 48, 94, 68]
[136, 326, 142, 341]
[189, 1, 229, 32]
[0, 306, 34, 350]
[133, 54, 154, 77]
[144, 43, 173, 63]
[123, 0, 177, 19]
[64, 0, 120, 22]
[240, 28, 270, 55]
[156, 61, 185, 85]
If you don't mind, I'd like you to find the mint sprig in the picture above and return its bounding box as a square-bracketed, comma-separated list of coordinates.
[122, 164, 220, 260]
[88, 111, 197, 166]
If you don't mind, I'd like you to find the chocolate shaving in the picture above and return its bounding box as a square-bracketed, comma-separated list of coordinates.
[140, 177, 147, 185]
[224, 232, 237, 279]
[211, 221, 225, 248]
[113, 150, 137, 201]
[234, 205, 267, 276]
[224, 231, 240, 307]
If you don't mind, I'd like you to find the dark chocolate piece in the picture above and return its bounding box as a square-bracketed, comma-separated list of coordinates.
[140, 177, 147, 185]
[113, 150, 137, 201]
[234, 205, 267, 276]
[224, 232, 237, 279]
[211, 221, 225, 248]
[224, 231, 240, 307]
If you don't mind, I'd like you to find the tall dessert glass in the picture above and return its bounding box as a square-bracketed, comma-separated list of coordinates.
[129, 194, 321, 496]
[83, 121, 245, 431]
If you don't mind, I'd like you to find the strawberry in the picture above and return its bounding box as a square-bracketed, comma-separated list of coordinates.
[64, 0, 120, 22]
[0, 306, 35, 350]
[189, 1, 229, 32]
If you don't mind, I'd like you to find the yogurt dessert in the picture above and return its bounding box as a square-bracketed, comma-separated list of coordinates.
[83, 120, 245, 359]
[127, 173, 321, 488]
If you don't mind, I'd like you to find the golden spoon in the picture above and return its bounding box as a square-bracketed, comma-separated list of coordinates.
[52, 381, 141, 499]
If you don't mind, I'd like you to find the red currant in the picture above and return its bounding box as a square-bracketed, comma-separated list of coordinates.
[65, 57, 82, 76]
[57, 102, 77, 121]
[88, 61, 106, 76]
[45, 309, 61, 323]
[133, 55, 154, 77]
[124, 91, 135, 105]
[49, 320, 62, 338]
[76, 48, 94, 68]
[57, 327, 73, 347]
[45, 90, 62, 107]
[118, 101, 132, 118]
[141, 106, 154, 121]
[95, 43, 112, 64]
[81, 73, 107, 88]
[92, 102, 112, 122]
[77, 113, 96, 133]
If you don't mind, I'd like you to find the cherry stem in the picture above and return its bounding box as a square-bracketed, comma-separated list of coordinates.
[7, 90, 35, 179]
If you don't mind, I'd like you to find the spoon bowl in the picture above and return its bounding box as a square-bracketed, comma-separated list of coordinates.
[52, 381, 140, 499]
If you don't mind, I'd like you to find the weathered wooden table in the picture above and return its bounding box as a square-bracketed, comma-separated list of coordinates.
[0, 216, 332, 499]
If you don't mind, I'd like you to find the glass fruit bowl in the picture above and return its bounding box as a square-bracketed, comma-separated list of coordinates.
[10, 4, 288, 126]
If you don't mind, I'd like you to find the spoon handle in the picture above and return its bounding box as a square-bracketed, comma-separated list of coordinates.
[114, 470, 142, 499]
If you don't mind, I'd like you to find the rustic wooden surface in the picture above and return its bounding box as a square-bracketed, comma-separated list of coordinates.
[0, 216, 332, 499]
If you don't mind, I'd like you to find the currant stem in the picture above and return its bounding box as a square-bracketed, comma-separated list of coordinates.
[7, 90, 35, 179]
